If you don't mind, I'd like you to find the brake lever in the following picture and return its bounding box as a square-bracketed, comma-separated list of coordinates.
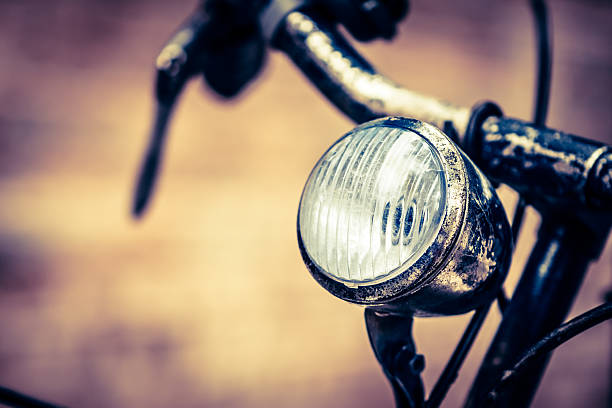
[132, 10, 210, 218]
[133, 1, 267, 219]
[134, 0, 408, 219]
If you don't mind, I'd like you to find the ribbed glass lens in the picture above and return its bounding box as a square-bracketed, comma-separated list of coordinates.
[299, 123, 447, 284]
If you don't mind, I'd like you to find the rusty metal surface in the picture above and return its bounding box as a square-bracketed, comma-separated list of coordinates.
[480, 115, 611, 209]
[408, 150, 512, 317]
[278, 11, 471, 136]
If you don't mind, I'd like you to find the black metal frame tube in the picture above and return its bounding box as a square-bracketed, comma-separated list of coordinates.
[465, 216, 607, 407]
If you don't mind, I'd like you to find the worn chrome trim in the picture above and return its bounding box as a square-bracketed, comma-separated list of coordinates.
[298, 117, 512, 315]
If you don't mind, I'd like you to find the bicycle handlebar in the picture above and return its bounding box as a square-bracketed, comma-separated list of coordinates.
[274, 11, 471, 135]
[271, 10, 612, 212]
[479, 116, 612, 209]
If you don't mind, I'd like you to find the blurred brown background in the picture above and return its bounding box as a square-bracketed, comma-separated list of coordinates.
[0, 0, 611, 407]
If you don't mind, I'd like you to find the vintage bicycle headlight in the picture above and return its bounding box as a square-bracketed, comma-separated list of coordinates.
[297, 117, 512, 315]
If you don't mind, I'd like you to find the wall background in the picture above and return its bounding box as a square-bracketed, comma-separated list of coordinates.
[0, 0, 610, 407]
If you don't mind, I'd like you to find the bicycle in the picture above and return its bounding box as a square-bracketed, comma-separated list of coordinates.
[131, 1, 612, 406]
[1, 1, 610, 407]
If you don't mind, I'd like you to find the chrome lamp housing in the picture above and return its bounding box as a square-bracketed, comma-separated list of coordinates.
[297, 117, 512, 316]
